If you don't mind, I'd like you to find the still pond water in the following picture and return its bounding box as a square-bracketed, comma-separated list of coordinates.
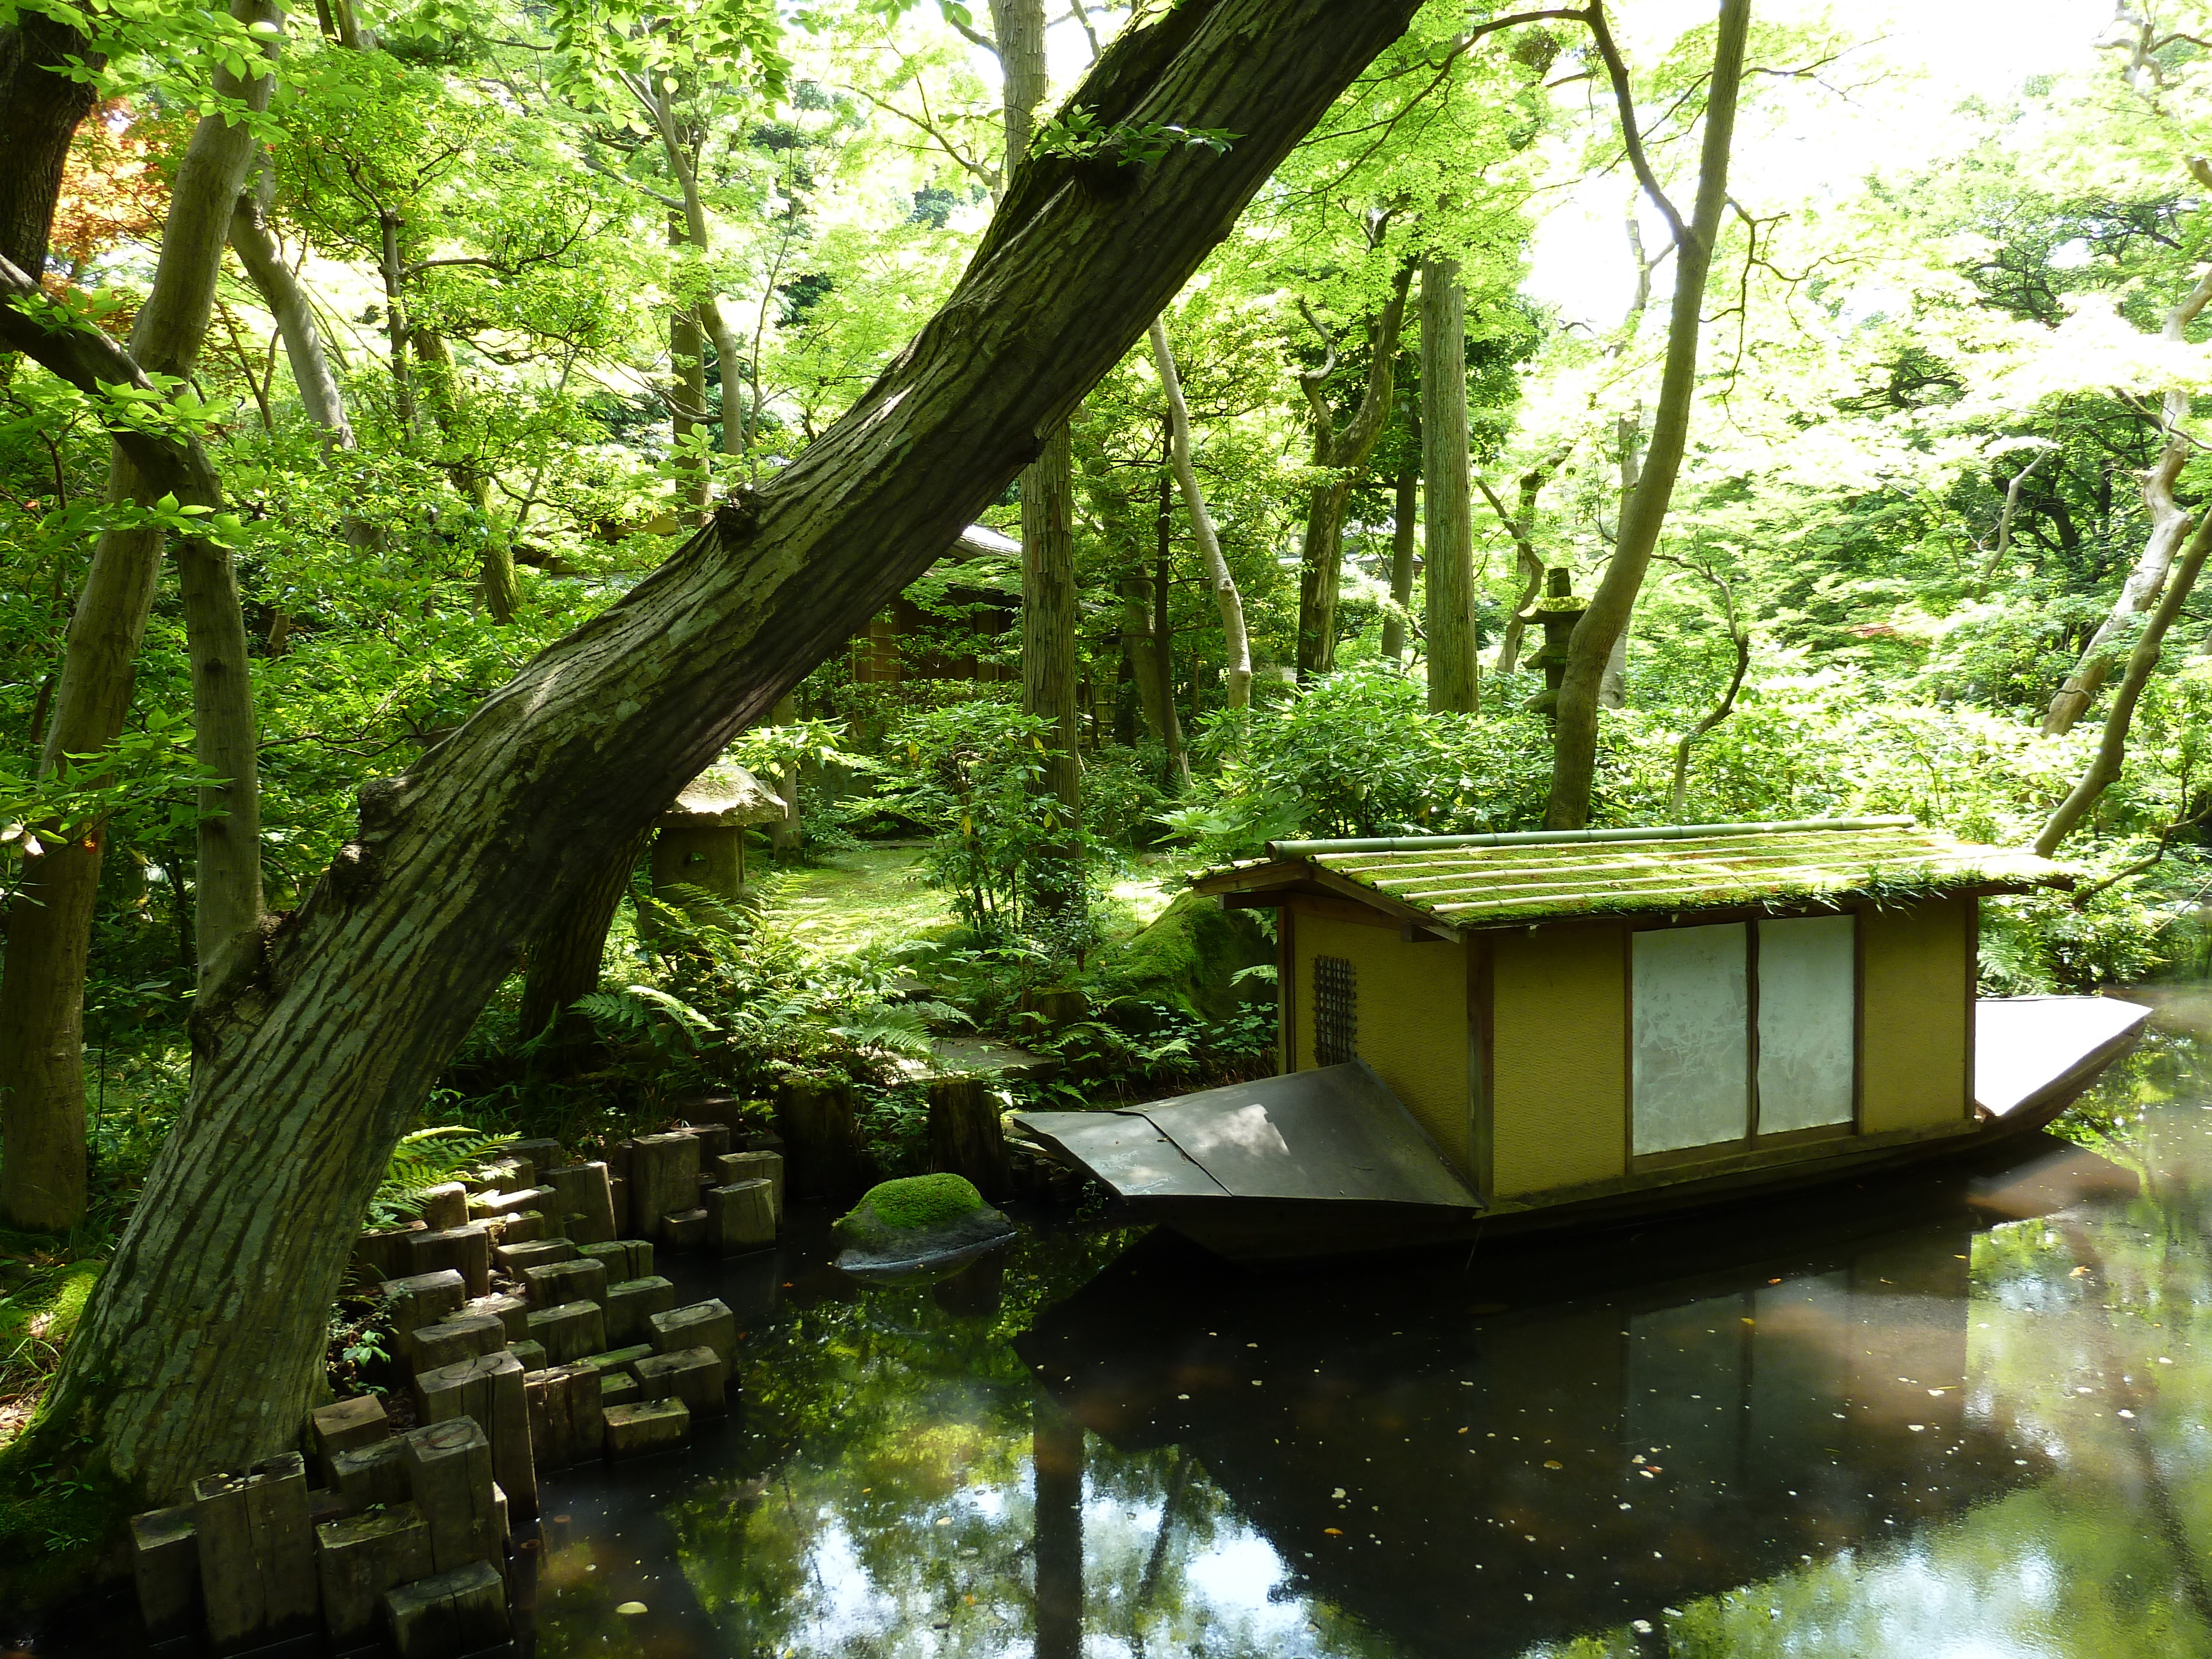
[46, 992, 2212, 1658]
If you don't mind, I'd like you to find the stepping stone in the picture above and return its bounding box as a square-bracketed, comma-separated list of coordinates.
[330, 1437, 410, 1511]
[715, 1150, 785, 1216]
[604, 1275, 675, 1347]
[406, 1312, 505, 1375]
[604, 1397, 689, 1459]
[382, 1559, 507, 1658]
[681, 1122, 732, 1161]
[524, 1364, 606, 1470]
[579, 1343, 653, 1380]
[649, 1299, 737, 1366]
[317, 1500, 432, 1648]
[629, 1132, 700, 1240]
[601, 1373, 641, 1408]
[578, 1238, 653, 1282]
[192, 1452, 317, 1651]
[541, 1161, 617, 1244]
[633, 1344, 727, 1416]
[415, 1182, 468, 1230]
[354, 1219, 427, 1279]
[129, 1504, 198, 1643]
[525, 1298, 607, 1365]
[399, 1419, 499, 1574]
[491, 1209, 549, 1244]
[310, 1394, 389, 1479]
[707, 1180, 774, 1253]
[521, 1256, 607, 1308]
[463, 1292, 529, 1340]
[382, 1270, 465, 1333]
[411, 1350, 536, 1522]
[663, 1207, 709, 1250]
[506, 1338, 546, 1374]
[494, 1237, 576, 1274]
[409, 1223, 493, 1297]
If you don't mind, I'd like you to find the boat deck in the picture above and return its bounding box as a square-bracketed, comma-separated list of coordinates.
[1974, 995, 2152, 1124]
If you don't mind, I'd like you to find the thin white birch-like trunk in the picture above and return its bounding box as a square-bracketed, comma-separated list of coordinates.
[1149, 314, 1250, 708]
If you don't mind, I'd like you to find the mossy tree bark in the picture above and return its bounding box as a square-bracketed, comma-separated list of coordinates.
[0, 14, 102, 281]
[15, 0, 1433, 1512]
[1545, 0, 1749, 829]
[0, 3, 275, 1233]
[518, 831, 647, 1068]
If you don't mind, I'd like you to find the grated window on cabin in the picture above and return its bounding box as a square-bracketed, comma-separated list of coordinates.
[1313, 955, 1357, 1067]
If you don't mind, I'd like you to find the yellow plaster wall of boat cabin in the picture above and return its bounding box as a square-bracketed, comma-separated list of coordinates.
[1489, 923, 1629, 1198]
[1859, 895, 1973, 1133]
[1295, 911, 1470, 1169]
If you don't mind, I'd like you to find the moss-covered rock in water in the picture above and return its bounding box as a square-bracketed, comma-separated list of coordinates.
[834, 1174, 1016, 1280]
[1094, 889, 1274, 1025]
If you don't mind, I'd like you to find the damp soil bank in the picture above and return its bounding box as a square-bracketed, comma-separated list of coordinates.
[25, 993, 2212, 1657]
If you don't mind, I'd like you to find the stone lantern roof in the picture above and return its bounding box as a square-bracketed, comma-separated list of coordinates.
[659, 765, 785, 829]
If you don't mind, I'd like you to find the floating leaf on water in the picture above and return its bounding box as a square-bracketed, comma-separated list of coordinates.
[617, 1601, 648, 1615]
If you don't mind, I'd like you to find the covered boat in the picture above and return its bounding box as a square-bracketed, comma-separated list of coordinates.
[1015, 817, 2150, 1259]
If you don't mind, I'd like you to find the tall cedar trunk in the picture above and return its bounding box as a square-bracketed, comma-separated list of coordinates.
[668, 211, 711, 518]
[1033, 1393, 1086, 1659]
[993, 0, 1083, 823]
[518, 831, 647, 1065]
[1599, 408, 1642, 709]
[414, 328, 520, 622]
[1021, 422, 1083, 812]
[0, 4, 275, 1232]
[13, 0, 1430, 1516]
[2036, 514, 2212, 855]
[1293, 266, 1413, 677]
[0, 15, 102, 280]
[2043, 264, 2212, 734]
[1118, 575, 1170, 739]
[1420, 258, 1476, 712]
[1149, 315, 1250, 707]
[1545, 0, 1750, 829]
[1383, 457, 1418, 662]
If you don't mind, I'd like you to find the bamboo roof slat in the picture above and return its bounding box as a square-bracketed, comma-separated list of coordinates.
[1207, 819, 2067, 927]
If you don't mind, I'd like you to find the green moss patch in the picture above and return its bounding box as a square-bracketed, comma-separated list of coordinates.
[1094, 890, 1274, 1024]
[839, 1173, 983, 1238]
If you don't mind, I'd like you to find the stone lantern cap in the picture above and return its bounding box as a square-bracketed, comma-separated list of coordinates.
[659, 765, 785, 829]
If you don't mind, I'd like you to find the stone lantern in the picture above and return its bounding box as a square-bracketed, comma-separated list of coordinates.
[650, 765, 786, 921]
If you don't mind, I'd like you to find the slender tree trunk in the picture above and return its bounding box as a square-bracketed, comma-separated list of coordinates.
[766, 692, 801, 852]
[6, 0, 1432, 1522]
[1421, 258, 1477, 713]
[1033, 1391, 1086, 1659]
[2043, 270, 2212, 734]
[0, 14, 103, 280]
[1546, 0, 1750, 830]
[414, 328, 520, 622]
[1154, 468, 1190, 788]
[2036, 513, 2212, 855]
[229, 163, 352, 451]
[0, 3, 275, 1231]
[1149, 315, 1250, 707]
[1293, 267, 1412, 677]
[1480, 446, 1568, 676]
[645, 88, 743, 462]
[1598, 408, 1642, 709]
[668, 212, 710, 519]
[376, 211, 418, 439]
[1383, 457, 1418, 664]
[1118, 575, 1169, 740]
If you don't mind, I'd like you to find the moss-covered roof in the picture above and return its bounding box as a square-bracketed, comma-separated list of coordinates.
[1200, 817, 2067, 929]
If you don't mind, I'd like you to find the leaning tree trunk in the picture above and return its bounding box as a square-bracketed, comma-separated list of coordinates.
[2036, 512, 2212, 855]
[1546, 0, 1749, 830]
[1421, 257, 1477, 713]
[1293, 265, 1412, 677]
[2042, 266, 2212, 734]
[0, 3, 275, 1233]
[1150, 315, 1250, 707]
[8, 0, 1433, 1521]
[229, 163, 353, 450]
